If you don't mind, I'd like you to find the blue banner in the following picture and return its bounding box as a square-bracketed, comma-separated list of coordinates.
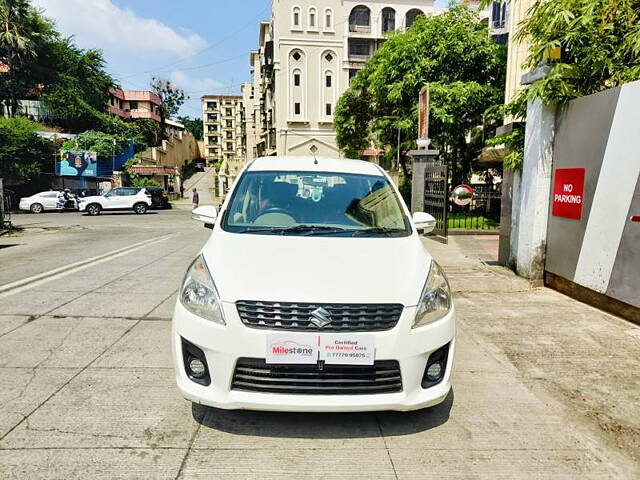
[56, 151, 98, 177]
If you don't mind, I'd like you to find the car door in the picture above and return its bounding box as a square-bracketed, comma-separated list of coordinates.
[39, 192, 60, 210]
[103, 188, 125, 209]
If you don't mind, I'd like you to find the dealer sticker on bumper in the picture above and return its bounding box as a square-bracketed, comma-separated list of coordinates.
[266, 333, 374, 365]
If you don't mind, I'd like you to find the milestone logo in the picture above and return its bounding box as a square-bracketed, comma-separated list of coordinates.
[270, 340, 314, 357]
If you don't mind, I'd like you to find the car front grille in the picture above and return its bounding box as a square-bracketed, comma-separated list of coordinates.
[231, 358, 402, 395]
[235, 300, 403, 331]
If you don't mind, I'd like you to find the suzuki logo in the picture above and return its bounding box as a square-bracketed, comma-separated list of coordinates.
[309, 307, 332, 328]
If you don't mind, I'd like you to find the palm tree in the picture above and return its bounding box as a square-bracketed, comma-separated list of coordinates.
[0, 0, 42, 116]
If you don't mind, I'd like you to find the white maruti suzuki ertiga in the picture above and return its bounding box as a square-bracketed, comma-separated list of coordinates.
[172, 156, 455, 412]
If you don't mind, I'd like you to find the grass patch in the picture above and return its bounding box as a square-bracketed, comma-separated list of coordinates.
[448, 213, 500, 230]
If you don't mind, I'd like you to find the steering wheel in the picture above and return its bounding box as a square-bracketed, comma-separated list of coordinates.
[260, 207, 295, 219]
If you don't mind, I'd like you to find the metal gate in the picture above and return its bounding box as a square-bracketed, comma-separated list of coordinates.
[423, 159, 448, 238]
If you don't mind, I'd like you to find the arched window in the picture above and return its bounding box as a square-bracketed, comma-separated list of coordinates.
[321, 51, 336, 120]
[405, 8, 423, 29]
[381, 7, 396, 33]
[292, 6, 301, 29]
[349, 5, 371, 32]
[309, 7, 317, 29]
[324, 8, 333, 30]
[289, 50, 305, 119]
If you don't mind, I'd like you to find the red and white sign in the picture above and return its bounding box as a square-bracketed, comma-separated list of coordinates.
[319, 334, 374, 365]
[418, 86, 429, 148]
[552, 168, 585, 220]
[266, 333, 375, 365]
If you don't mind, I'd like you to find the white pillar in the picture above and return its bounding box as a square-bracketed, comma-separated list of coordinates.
[513, 98, 556, 280]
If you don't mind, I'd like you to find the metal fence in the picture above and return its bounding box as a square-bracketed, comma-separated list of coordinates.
[449, 183, 501, 231]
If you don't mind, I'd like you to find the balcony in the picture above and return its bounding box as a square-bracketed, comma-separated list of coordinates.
[349, 24, 371, 34]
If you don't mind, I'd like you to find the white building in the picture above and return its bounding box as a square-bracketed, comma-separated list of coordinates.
[201, 94, 247, 195]
[248, 1, 441, 159]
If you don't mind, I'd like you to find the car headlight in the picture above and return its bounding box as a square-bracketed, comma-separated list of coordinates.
[180, 254, 225, 324]
[413, 260, 451, 328]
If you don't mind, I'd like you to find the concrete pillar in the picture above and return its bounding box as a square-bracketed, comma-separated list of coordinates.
[408, 149, 440, 213]
[513, 98, 556, 281]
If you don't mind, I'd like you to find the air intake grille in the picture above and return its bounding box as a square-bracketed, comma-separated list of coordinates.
[231, 358, 402, 395]
[236, 301, 403, 331]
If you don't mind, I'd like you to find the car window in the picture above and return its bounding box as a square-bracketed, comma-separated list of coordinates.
[223, 170, 411, 237]
[122, 188, 140, 196]
[39, 192, 59, 198]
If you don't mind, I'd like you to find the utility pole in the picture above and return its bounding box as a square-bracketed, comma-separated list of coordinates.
[112, 138, 116, 173]
[0, 177, 5, 230]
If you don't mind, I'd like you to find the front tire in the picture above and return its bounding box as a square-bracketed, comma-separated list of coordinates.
[133, 203, 148, 214]
[86, 204, 101, 216]
[30, 203, 44, 214]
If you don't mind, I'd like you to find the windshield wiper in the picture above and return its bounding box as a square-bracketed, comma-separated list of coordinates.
[351, 227, 406, 237]
[236, 225, 349, 235]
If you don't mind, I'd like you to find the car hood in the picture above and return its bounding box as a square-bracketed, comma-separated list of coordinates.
[202, 231, 432, 306]
[78, 195, 103, 202]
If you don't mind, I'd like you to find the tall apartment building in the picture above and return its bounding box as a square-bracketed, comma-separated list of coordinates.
[201, 95, 247, 195]
[246, 1, 437, 158]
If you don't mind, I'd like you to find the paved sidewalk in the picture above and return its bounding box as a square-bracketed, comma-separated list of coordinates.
[425, 234, 640, 473]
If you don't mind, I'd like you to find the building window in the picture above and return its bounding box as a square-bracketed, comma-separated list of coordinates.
[406, 9, 423, 29]
[349, 39, 370, 58]
[226, 108, 232, 116]
[292, 51, 301, 61]
[227, 142, 233, 150]
[349, 5, 371, 32]
[294, 103, 301, 115]
[325, 9, 332, 29]
[492, 2, 507, 29]
[294, 73, 301, 86]
[382, 7, 396, 33]
[326, 104, 332, 116]
[349, 69, 358, 83]
[206, 101, 217, 109]
[292, 6, 301, 28]
[129, 101, 138, 110]
[309, 8, 316, 29]
[226, 119, 233, 127]
[325, 74, 332, 88]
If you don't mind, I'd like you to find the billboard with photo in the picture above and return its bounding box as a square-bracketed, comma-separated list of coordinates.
[55, 151, 98, 177]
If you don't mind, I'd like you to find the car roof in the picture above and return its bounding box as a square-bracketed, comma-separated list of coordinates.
[246, 156, 385, 176]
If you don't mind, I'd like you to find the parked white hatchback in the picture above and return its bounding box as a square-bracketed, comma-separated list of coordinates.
[172, 156, 455, 412]
[78, 187, 152, 215]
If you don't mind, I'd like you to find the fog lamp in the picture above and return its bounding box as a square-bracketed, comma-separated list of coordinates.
[188, 357, 206, 378]
[426, 362, 443, 381]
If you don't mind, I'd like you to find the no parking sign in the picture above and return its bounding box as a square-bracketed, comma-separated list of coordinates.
[552, 168, 585, 220]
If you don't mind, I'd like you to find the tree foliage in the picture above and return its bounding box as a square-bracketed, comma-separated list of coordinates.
[177, 116, 203, 140]
[334, 6, 506, 184]
[151, 77, 187, 139]
[60, 130, 129, 157]
[516, 0, 640, 106]
[0, 117, 54, 182]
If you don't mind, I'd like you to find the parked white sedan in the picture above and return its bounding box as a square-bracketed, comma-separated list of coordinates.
[19, 191, 69, 213]
[172, 156, 454, 413]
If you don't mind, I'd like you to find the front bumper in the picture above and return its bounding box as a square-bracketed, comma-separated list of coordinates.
[171, 300, 455, 412]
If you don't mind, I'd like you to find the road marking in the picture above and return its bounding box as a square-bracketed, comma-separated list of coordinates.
[0, 233, 179, 297]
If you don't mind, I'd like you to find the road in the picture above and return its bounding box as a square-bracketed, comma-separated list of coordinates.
[0, 210, 638, 479]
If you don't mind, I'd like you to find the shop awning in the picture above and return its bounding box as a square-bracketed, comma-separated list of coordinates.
[129, 166, 176, 175]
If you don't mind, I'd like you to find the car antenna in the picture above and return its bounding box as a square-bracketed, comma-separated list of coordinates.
[310, 144, 318, 164]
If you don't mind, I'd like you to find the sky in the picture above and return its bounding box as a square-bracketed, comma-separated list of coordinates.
[33, 0, 273, 118]
[32, 0, 450, 119]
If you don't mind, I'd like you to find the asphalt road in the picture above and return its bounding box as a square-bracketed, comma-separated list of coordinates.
[0, 208, 638, 479]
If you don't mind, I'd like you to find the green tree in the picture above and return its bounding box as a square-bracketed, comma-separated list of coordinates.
[60, 130, 129, 157]
[41, 39, 116, 131]
[514, 0, 640, 106]
[0, 0, 55, 116]
[0, 117, 54, 182]
[177, 116, 203, 140]
[334, 5, 506, 185]
[151, 77, 187, 139]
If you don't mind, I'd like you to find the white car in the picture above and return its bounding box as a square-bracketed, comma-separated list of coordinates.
[78, 187, 152, 216]
[172, 156, 455, 412]
[19, 191, 75, 213]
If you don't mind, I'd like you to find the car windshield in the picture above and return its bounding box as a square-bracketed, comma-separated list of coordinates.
[222, 170, 411, 237]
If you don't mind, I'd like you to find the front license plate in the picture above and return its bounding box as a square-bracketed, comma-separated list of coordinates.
[265, 333, 375, 365]
[319, 334, 375, 366]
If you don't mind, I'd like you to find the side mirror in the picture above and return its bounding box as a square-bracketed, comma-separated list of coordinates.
[192, 205, 218, 230]
[413, 212, 436, 234]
